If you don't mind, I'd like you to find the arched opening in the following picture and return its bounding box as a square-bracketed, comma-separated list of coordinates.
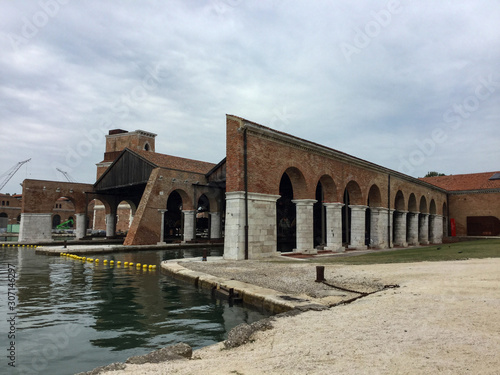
[116, 200, 134, 236]
[393, 190, 405, 244]
[52, 214, 61, 229]
[196, 194, 210, 239]
[0, 213, 8, 218]
[144, 143, 150, 151]
[342, 181, 362, 246]
[277, 173, 296, 252]
[419, 196, 428, 244]
[164, 191, 183, 242]
[313, 181, 326, 248]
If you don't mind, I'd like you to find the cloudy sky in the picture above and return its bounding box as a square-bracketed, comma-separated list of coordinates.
[1, 0, 499, 194]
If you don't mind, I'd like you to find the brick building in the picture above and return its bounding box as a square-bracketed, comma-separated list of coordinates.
[17, 115, 498, 259]
[421, 172, 500, 236]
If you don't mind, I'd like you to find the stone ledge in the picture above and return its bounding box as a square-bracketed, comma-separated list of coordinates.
[161, 260, 326, 314]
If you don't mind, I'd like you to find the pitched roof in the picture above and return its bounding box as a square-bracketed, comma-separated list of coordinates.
[132, 149, 216, 175]
[420, 172, 500, 191]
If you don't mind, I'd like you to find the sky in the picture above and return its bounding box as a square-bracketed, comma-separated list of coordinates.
[1, 0, 499, 194]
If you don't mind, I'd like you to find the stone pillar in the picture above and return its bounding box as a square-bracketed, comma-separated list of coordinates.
[419, 213, 429, 245]
[75, 213, 87, 240]
[407, 212, 419, 246]
[19, 213, 52, 242]
[292, 199, 317, 254]
[224, 191, 280, 260]
[182, 210, 196, 243]
[105, 213, 116, 238]
[430, 214, 443, 244]
[349, 205, 368, 250]
[324, 203, 343, 252]
[393, 211, 408, 247]
[209, 212, 221, 239]
[157, 209, 167, 244]
[370, 207, 389, 249]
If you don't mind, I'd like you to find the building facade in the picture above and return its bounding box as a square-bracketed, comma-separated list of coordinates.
[17, 115, 498, 259]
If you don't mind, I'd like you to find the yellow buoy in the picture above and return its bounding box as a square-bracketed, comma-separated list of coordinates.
[103, 259, 108, 264]
[152, 265, 156, 269]
[124, 262, 129, 266]
[136, 263, 141, 267]
[117, 261, 121, 265]
[82, 257, 86, 261]
[129, 262, 134, 266]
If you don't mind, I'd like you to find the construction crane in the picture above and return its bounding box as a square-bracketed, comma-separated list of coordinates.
[56, 168, 76, 183]
[0, 159, 31, 192]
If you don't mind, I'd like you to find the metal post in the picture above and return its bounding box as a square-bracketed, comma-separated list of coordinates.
[315, 266, 325, 282]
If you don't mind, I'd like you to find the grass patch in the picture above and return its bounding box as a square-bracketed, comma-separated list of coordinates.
[310, 239, 500, 265]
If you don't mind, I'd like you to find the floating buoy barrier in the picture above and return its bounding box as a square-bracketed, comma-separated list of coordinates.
[129, 262, 134, 266]
[103, 260, 108, 264]
[136, 263, 141, 267]
[117, 261, 121, 266]
[124, 262, 129, 266]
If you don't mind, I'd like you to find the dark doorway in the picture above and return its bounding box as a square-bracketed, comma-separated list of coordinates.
[342, 189, 351, 245]
[277, 173, 296, 252]
[313, 182, 326, 248]
[196, 194, 210, 239]
[164, 191, 183, 242]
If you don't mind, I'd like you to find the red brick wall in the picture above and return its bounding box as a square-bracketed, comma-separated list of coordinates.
[226, 116, 447, 213]
[449, 192, 500, 236]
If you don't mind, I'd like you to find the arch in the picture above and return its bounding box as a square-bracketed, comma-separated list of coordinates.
[317, 174, 337, 202]
[164, 190, 184, 241]
[52, 214, 61, 229]
[419, 196, 428, 214]
[368, 184, 382, 207]
[429, 199, 437, 215]
[280, 167, 307, 199]
[144, 142, 150, 151]
[0, 212, 7, 218]
[168, 188, 192, 211]
[394, 190, 405, 211]
[277, 172, 296, 251]
[116, 200, 135, 234]
[344, 180, 363, 205]
[442, 202, 448, 217]
[313, 180, 326, 248]
[408, 193, 418, 212]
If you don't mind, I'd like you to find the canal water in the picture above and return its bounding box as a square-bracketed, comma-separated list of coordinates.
[0, 247, 270, 375]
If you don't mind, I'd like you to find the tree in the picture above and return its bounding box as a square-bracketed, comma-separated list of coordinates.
[424, 171, 446, 177]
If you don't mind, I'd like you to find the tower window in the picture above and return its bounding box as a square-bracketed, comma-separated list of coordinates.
[144, 143, 150, 151]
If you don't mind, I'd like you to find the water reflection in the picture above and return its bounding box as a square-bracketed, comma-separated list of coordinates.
[0, 247, 269, 375]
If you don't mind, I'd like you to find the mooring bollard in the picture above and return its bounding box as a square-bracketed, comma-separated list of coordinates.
[315, 265, 325, 282]
[202, 248, 207, 261]
[63, 240, 67, 249]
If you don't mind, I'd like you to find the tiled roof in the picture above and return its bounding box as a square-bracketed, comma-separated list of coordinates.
[132, 149, 217, 175]
[420, 172, 500, 191]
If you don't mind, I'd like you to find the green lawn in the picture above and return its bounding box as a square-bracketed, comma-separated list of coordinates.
[310, 239, 500, 265]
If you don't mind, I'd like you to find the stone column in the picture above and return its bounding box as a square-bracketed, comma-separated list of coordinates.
[209, 212, 221, 239]
[224, 191, 280, 260]
[407, 212, 419, 246]
[349, 205, 368, 250]
[393, 211, 408, 247]
[75, 213, 87, 240]
[157, 209, 167, 244]
[370, 207, 389, 249]
[430, 214, 443, 244]
[105, 213, 116, 238]
[419, 213, 429, 245]
[182, 210, 196, 243]
[292, 199, 317, 254]
[324, 203, 343, 252]
[19, 213, 52, 242]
